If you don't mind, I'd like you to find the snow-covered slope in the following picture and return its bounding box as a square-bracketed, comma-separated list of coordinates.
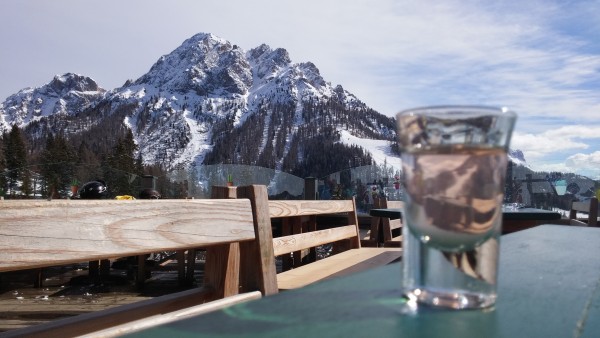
[339, 129, 402, 171]
[341, 128, 526, 174]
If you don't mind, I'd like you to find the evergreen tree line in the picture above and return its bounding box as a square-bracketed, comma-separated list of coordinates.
[0, 124, 145, 199]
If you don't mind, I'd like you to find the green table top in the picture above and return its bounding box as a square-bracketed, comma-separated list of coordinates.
[128, 225, 600, 338]
[369, 207, 562, 221]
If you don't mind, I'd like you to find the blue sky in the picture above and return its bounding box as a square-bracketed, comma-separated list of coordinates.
[1, 0, 599, 179]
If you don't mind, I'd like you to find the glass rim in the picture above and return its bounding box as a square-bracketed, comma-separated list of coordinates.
[397, 105, 516, 118]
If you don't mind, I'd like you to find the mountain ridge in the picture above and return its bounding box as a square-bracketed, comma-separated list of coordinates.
[0, 32, 525, 177]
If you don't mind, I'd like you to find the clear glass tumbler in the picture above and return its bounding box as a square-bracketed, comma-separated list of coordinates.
[397, 105, 517, 309]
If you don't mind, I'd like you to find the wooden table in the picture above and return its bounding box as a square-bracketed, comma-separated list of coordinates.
[502, 208, 563, 233]
[125, 225, 600, 338]
[369, 207, 562, 235]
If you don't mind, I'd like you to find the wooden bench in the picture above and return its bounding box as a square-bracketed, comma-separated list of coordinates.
[366, 197, 404, 247]
[569, 197, 598, 226]
[215, 186, 403, 291]
[0, 185, 278, 337]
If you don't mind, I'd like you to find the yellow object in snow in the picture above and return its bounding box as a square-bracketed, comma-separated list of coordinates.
[115, 195, 136, 200]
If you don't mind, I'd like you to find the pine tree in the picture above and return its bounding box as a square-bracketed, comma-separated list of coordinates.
[3, 125, 28, 197]
[0, 134, 6, 196]
[75, 141, 102, 184]
[104, 129, 142, 196]
[40, 133, 77, 198]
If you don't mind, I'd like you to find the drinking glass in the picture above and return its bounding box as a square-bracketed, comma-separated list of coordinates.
[397, 105, 517, 309]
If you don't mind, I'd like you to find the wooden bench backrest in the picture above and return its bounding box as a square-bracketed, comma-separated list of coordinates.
[267, 199, 360, 256]
[0, 185, 278, 337]
[1, 199, 252, 271]
[569, 197, 598, 226]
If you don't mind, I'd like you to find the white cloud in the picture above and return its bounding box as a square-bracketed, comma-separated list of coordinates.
[512, 125, 600, 160]
[565, 151, 600, 171]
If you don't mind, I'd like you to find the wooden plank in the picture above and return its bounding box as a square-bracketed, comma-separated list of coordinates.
[236, 185, 279, 296]
[1, 287, 213, 337]
[77, 291, 262, 337]
[0, 199, 256, 272]
[272, 225, 358, 257]
[268, 200, 354, 218]
[276, 248, 402, 290]
[210, 185, 237, 199]
[347, 198, 361, 249]
[384, 236, 402, 247]
[204, 243, 240, 301]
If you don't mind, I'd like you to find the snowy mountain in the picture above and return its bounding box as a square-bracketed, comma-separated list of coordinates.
[0, 32, 525, 179]
[0, 73, 105, 130]
[0, 33, 395, 177]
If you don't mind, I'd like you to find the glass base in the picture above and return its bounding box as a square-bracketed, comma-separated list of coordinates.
[404, 287, 496, 309]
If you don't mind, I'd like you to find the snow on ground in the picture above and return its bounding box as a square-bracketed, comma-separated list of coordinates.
[338, 129, 402, 173]
[339, 129, 529, 175]
[182, 109, 213, 167]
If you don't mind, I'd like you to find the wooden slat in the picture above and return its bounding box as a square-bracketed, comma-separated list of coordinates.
[272, 225, 358, 257]
[77, 291, 262, 338]
[276, 248, 402, 290]
[264, 197, 402, 291]
[0, 199, 256, 272]
[1, 287, 211, 338]
[384, 236, 402, 247]
[268, 200, 354, 218]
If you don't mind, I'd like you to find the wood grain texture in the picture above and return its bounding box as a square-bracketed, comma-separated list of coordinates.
[0, 199, 256, 272]
[268, 200, 354, 218]
[272, 224, 358, 257]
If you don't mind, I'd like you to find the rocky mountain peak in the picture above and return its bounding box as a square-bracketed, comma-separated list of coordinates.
[0, 73, 105, 130]
[134, 32, 251, 96]
[48, 73, 101, 94]
[247, 44, 291, 79]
